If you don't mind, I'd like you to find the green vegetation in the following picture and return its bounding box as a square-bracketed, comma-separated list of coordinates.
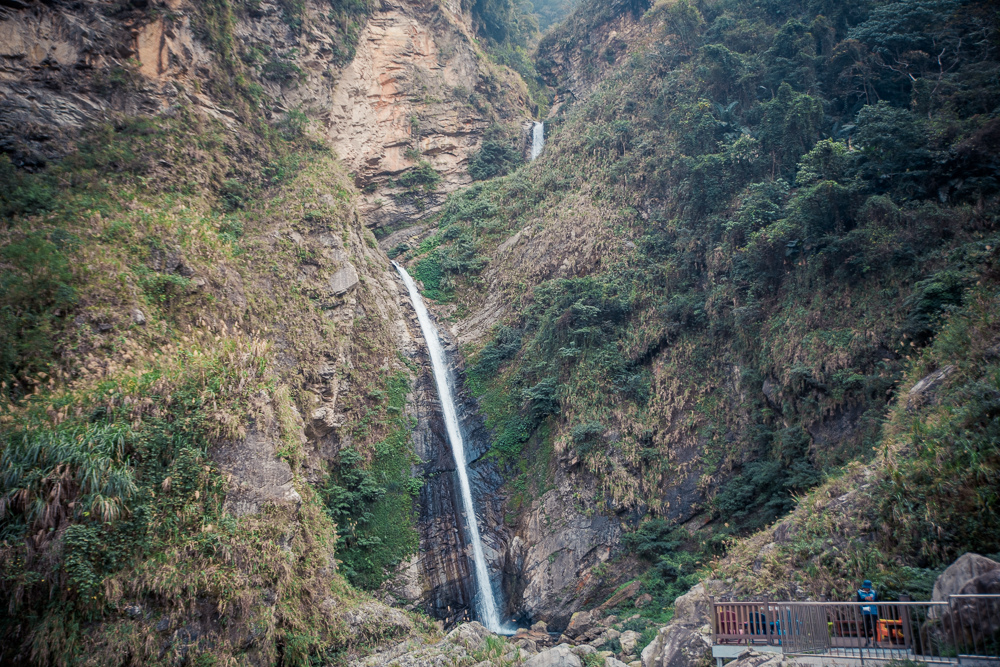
[323, 373, 421, 590]
[469, 125, 526, 181]
[0, 338, 354, 665]
[396, 161, 442, 192]
[409, 0, 1000, 621]
[716, 285, 1000, 600]
[528, 0, 581, 31]
[0, 70, 420, 662]
[472, 0, 539, 49]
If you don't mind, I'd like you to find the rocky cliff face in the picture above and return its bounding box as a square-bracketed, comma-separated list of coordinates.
[327, 0, 531, 233]
[0, 0, 349, 163]
[0, 0, 583, 640]
[536, 0, 651, 101]
[389, 297, 519, 626]
[0, 0, 535, 642]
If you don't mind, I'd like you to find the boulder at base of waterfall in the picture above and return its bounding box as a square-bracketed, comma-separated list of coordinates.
[565, 611, 594, 638]
[340, 601, 413, 639]
[672, 580, 726, 627]
[524, 645, 584, 667]
[640, 624, 711, 667]
[445, 622, 490, 652]
[932, 553, 1000, 601]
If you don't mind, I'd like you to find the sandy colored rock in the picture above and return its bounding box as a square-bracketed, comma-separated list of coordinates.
[525, 645, 584, 667]
[565, 610, 594, 638]
[640, 624, 711, 667]
[932, 553, 1000, 601]
[619, 630, 641, 655]
[329, 262, 360, 295]
[672, 580, 725, 627]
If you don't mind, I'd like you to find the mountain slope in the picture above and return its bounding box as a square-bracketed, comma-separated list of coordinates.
[0, 0, 533, 663]
[395, 0, 1000, 627]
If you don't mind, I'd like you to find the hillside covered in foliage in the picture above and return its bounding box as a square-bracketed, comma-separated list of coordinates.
[400, 0, 1000, 623]
[0, 0, 998, 663]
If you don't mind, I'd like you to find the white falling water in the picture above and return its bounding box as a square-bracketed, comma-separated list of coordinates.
[530, 121, 544, 160]
[394, 262, 504, 633]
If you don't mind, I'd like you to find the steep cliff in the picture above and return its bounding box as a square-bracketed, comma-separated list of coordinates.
[327, 0, 532, 233]
[0, 0, 534, 661]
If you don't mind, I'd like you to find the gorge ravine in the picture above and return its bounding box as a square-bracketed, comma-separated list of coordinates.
[395, 263, 508, 633]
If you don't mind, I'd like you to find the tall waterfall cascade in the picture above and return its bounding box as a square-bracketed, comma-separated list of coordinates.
[394, 262, 506, 633]
[530, 122, 544, 160]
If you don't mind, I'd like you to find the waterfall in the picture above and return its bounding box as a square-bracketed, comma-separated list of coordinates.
[394, 262, 505, 633]
[530, 121, 544, 160]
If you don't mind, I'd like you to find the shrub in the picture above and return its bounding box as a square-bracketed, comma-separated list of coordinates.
[322, 373, 419, 589]
[0, 230, 77, 397]
[397, 161, 441, 191]
[139, 271, 191, 303]
[0, 156, 57, 219]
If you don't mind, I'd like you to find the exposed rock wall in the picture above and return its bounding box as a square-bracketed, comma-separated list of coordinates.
[389, 289, 515, 625]
[327, 0, 530, 231]
[536, 0, 651, 101]
[506, 477, 629, 629]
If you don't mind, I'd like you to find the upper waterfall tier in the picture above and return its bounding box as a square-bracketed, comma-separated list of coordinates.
[530, 122, 545, 160]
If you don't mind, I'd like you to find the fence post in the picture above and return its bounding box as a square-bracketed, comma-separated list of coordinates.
[899, 595, 912, 652]
[764, 598, 772, 646]
[711, 596, 717, 647]
[949, 596, 962, 666]
[853, 603, 865, 667]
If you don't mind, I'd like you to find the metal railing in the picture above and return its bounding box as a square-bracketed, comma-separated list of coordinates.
[711, 595, 1000, 664]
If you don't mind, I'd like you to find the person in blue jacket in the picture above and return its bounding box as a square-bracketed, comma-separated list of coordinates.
[857, 580, 879, 646]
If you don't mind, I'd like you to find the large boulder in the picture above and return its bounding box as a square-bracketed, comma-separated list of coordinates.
[524, 645, 584, 667]
[723, 650, 782, 667]
[340, 601, 413, 643]
[948, 569, 1000, 649]
[932, 553, 1000, 601]
[564, 611, 594, 638]
[619, 630, 642, 656]
[672, 580, 725, 627]
[445, 622, 491, 652]
[640, 624, 711, 667]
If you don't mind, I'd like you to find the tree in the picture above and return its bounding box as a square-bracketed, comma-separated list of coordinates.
[853, 100, 932, 195]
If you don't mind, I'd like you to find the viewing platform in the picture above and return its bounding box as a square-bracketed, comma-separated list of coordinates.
[710, 596, 1000, 666]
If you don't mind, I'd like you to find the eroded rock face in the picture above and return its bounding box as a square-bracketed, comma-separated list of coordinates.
[536, 0, 649, 101]
[506, 476, 632, 629]
[212, 427, 302, 517]
[327, 0, 529, 231]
